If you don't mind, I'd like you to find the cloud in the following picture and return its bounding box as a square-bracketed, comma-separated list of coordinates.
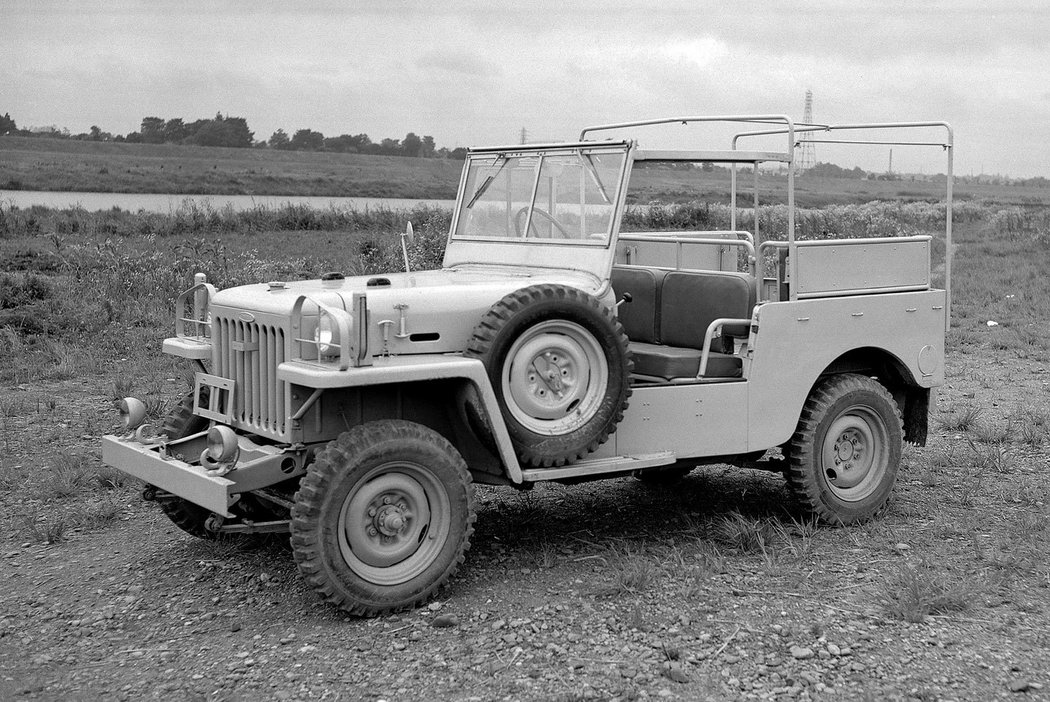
[416, 50, 493, 78]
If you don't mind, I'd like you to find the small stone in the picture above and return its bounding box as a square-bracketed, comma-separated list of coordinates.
[1009, 680, 1032, 693]
[431, 614, 459, 628]
[279, 635, 296, 645]
[790, 646, 814, 660]
[428, 601, 442, 611]
[827, 643, 841, 656]
[230, 622, 242, 632]
[663, 662, 689, 683]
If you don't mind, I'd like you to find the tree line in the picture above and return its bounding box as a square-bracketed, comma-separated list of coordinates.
[0, 111, 467, 159]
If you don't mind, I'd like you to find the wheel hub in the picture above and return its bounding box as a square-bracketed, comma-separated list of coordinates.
[821, 411, 883, 495]
[502, 320, 609, 434]
[374, 502, 408, 536]
[342, 472, 431, 569]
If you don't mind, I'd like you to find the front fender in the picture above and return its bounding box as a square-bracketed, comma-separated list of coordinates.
[277, 355, 523, 483]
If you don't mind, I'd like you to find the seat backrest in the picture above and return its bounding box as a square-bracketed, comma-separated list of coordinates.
[611, 266, 667, 344]
[660, 271, 755, 349]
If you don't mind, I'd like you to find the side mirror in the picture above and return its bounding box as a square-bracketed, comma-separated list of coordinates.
[400, 221, 415, 272]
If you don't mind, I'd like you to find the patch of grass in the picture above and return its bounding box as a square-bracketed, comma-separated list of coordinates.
[936, 405, 983, 433]
[38, 453, 93, 500]
[22, 513, 70, 545]
[711, 512, 795, 558]
[79, 496, 124, 529]
[877, 562, 974, 622]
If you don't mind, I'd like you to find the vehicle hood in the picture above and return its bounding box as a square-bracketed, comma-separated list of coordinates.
[209, 265, 612, 356]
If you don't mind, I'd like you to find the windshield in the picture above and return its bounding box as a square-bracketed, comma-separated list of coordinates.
[453, 146, 627, 245]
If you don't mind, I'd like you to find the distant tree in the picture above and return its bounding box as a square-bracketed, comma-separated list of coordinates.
[448, 147, 468, 160]
[0, 112, 17, 135]
[163, 118, 188, 143]
[421, 135, 436, 158]
[348, 133, 372, 152]
[402, 132, 423, 158]
[290, 129, 325, 151]
[378, 137, 401, 156]
[220, 116, 254, 148]
[187, 114, 254, 148]
[806, 161, 868, 180]
[140, 117, 165, 144]
[323, 134, 358, 153]
[268, 129, 290, 150]
[87, 125, 113, 141]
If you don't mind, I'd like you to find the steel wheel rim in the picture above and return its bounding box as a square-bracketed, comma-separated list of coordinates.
[501, 319, 609, 434]
[820, 405, 888, 501]
[337, 462, 451, 585]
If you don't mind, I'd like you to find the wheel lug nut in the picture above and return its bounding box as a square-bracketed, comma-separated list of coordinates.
[383, 497, 391, 505]
[367, 527, 378, 536]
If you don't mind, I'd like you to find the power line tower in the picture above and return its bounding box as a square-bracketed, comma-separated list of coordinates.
[520, 127, 528, 145]
[797, 89, 816, 174]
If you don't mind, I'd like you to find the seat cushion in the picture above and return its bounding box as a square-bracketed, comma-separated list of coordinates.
[630, 342, 742, 380]
[611, 266, 667, 344]
[660, 271, 755, 347]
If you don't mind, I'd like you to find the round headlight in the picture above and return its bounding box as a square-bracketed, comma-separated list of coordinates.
[119, 397, 147, 431]
[314, 315, 339, 357]
[205, 425, 239, 463]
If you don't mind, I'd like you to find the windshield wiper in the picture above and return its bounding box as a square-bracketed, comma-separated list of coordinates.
[465, 156, 508, 208]
[579, 153, 612, 204]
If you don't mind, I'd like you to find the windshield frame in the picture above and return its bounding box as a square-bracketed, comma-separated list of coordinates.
[448, 141, 632, 248]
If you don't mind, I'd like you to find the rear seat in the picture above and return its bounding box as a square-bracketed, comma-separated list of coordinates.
[611, 266, 755, 380]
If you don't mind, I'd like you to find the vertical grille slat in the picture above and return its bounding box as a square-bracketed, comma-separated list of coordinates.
[210, 313, 290, 441]
[249, 323, 260, 424]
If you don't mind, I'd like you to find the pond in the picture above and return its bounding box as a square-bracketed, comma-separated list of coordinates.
[0, 190, 455, 213]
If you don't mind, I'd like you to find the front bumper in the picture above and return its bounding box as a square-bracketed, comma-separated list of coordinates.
[102, 435, 236, 516]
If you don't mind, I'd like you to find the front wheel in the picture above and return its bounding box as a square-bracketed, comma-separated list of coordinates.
[290, 420, 475, 616]
[786, 374, 902, 524]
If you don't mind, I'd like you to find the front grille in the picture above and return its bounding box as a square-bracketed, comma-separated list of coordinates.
[213, 314, 289, 439]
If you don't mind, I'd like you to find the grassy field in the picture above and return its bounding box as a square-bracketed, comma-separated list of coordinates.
[6, 136, 1050, 209]
[1, 193, 1048, 697]
[0, 136, 464, 198]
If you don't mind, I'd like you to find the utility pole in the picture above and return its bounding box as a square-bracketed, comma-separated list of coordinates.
[520, 127, 527, 145]
[797, 89, 815, 174]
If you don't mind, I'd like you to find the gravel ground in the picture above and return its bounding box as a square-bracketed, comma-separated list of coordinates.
[1, 349, 1048, 701]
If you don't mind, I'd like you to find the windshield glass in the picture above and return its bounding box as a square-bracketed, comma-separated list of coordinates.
[453, 146, 627, 245]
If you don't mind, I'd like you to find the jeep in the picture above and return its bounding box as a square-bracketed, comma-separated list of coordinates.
[103, 114, 954, 615]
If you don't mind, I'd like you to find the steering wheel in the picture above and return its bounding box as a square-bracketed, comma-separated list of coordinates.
[514, 207, 571, 239]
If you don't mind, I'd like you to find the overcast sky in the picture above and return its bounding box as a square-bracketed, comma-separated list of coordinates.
[4, 1, 1049, 177]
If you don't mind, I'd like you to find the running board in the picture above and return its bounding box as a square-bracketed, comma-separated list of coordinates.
[520, 451, 676, 482]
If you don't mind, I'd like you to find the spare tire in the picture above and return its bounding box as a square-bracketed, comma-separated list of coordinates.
[466, 284, 631, 467]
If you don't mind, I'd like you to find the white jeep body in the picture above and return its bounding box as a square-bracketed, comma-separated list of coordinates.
[101, 115, 953, 613]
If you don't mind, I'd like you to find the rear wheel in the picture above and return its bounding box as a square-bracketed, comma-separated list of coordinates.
[291, 420, 475, 615]
[786, 374, 902, 524]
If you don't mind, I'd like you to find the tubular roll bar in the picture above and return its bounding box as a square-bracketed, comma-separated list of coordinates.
[733, 122, 953, 331]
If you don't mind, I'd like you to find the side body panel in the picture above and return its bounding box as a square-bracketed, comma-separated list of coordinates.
[745, 290, 946, 450]
[593, 381, 750, 458]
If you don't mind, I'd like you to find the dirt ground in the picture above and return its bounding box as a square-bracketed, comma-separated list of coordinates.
[1, 342, 1048, 702]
